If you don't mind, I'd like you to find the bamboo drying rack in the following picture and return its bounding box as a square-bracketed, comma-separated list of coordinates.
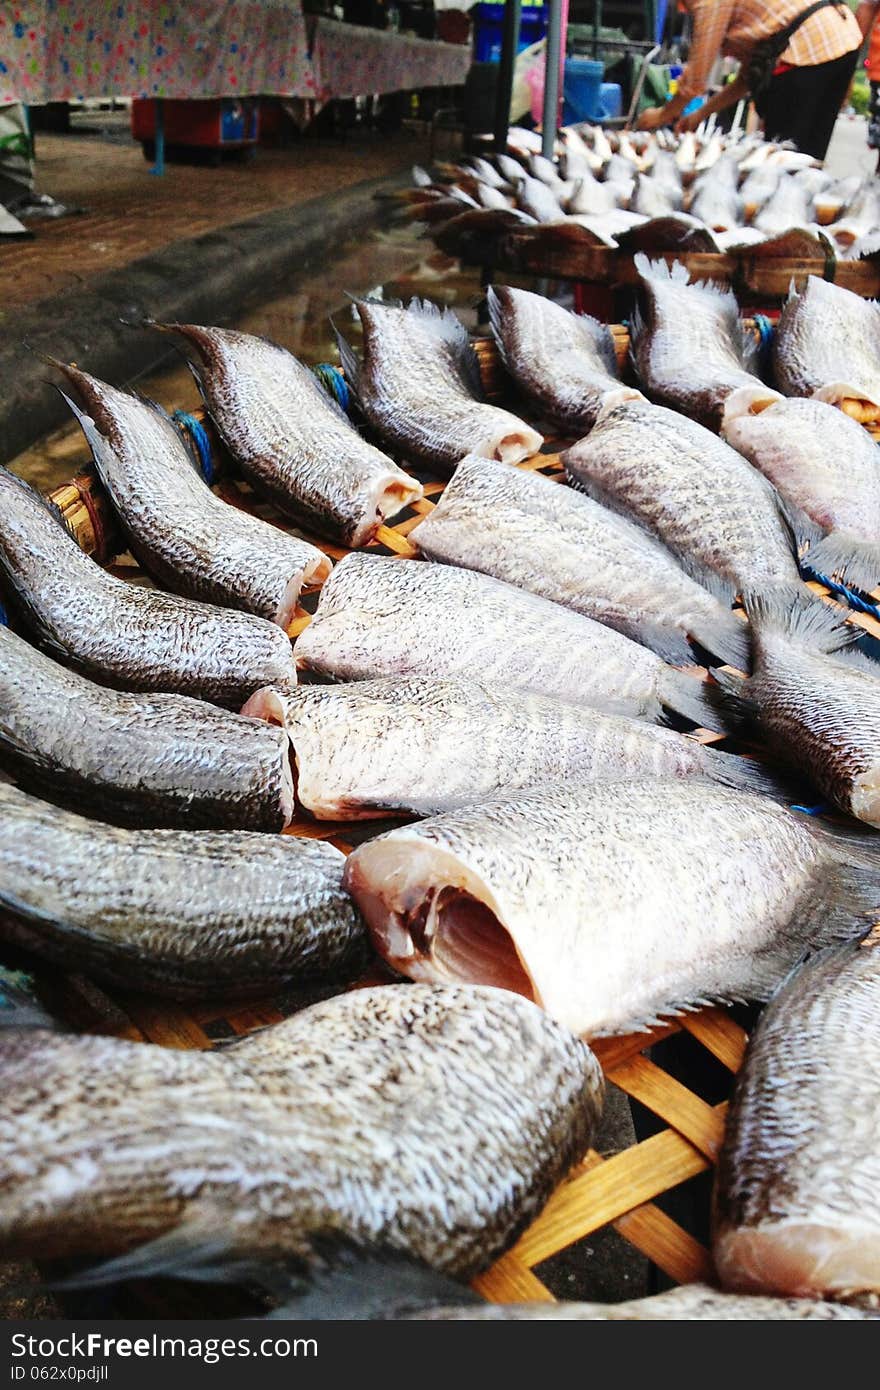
[31, 339, 880, 1309]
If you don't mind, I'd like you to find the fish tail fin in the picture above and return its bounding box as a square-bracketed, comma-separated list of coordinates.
[741, 583, 859, 656]
[332, 321, 361, 400]
[656, 666, 724, 732]
[0, 967, 63, 1032]
[707, 665, 754, 734]
[697, 746, 790, 801]
[485, 283, 510, 371]
[801, 531, 880, 595]
[687, 606, 751, 671]
[412, 164, 434, 188]
[54, 388, 118, 488]
[632, 251, 690, 286]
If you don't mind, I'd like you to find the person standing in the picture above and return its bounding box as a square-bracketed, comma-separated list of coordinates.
[857, 2, 880, 169]
[637, 1, 862, 161]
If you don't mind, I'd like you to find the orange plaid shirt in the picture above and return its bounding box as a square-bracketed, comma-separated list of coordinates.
[677, 0, 862, 100]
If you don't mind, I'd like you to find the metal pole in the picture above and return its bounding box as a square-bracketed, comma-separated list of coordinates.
[593, 0, 602, 59]
[493, 0, 522, 153]
[149, 97, 165, 177]
[541, 0, 563, 159]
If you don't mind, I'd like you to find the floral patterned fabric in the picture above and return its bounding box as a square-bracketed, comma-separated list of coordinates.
[0, 2, 469, 102]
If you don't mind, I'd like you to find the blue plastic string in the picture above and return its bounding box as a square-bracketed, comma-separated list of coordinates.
[313, 363, 350, 414]
[799, 561, 880, 622]
[752, 313, 774, 376]
[791, 803, 831, 816]
[173, 410, 214, 485]
[0, 603, 7, 627]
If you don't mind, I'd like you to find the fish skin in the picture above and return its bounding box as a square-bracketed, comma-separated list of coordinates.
[630, 256, 782, 428]
[0, 626, 293, 831]
[154, 323, 421, 548]
[632, 173, 676, 218]
[294, 553, 721, 729]
[243, 675, 760, 821]
[689, 181, 744, 234]
[413, 1287, 877, 1320]
[0, 783, 365, 999]
[564, 398, 802, 595]
[752, 173, 811, 236]
[722, 397, 880, 592]
[713, 589, 880, 828]
[515, 175, 566, 223]
[564, 172, 616, 217]
[0, 984, 603, 1274]
[713, 939, 880, 1301]
[614, 213, 720, 254]
[344, 780, 880, 1038]
[739, 164, 781, 220]
[0, 466, 296, 707]
[52, 362, 330, 626]
[409, 454, 748, 667]
[485, 285, 639, 433]
[339, 298, 543, 471]
[827, 180, 880, 247]
[772, 276, 880, 422]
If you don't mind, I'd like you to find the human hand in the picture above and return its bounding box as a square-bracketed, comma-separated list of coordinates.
[635, 104, 672, 132]
[675, 106, 705, 134]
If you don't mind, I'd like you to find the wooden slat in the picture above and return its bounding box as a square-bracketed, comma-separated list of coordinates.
[606, 1056, 726, 1160]
[472, 1254, 555, 1304]
[680, 1008, 749, 1072]
[614, 1203, 715, 1285]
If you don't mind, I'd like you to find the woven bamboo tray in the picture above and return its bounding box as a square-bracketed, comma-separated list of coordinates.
[33, 349, 880, 1308]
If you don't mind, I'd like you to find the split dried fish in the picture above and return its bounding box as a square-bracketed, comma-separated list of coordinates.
[0, 625, 293, 830]
[52, 360, 330, 625]
[0, 783, 364, 998]
[0, 984, 602, 1275]
[713, 939, 880, 1302]
[154, 322, 421, 547]
[337, 298, 543, 471]
[409, 455, 748, 667]
[294, 553, 720, 728]
[630, 256, 781, 428]
[722, 397, 880, 592]
[564, 398, 802, 595]
[713, 589, 880, 828]
[0, 466, 296, 706]
[346, 780, 880, 1037]
[486, 285, 639, 433]
[772, 276, 880, 423]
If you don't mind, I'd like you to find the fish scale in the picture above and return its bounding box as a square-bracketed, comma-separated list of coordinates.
[154, 322, 422, 548]
[0, 985, 603, 1277]
[564, 398, 802, 595]
[0, 466, 296, 707]
[713, 940, 880, 1301]
[51, 360, 330, 626]
[772, 276, 880, 422]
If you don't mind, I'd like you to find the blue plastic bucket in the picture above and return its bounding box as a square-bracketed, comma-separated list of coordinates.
[562, 57, 606, 124]
[472, 3, 548, 63]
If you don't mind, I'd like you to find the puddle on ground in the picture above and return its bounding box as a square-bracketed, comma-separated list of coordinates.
[12, 223, 485, 494]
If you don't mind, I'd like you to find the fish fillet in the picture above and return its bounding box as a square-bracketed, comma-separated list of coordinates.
[153, 322, 421, 547]
[344, 780, 879, 1037]
[294, 553, 721, 729]
[409, 454, 748, 667]
[713, 939, 880, 1301]
[0, 466, 296, 706]
[0, 984, 603, 1276]
[337, 297, 543, 471]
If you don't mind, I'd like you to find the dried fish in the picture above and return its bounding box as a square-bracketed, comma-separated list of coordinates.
[772, 276, 880, 423]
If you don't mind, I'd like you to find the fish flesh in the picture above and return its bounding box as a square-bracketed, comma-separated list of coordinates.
[243, 675, 760, 820]
[713, 938, 880, 1301]
[813, 173, 862, 225]
[630, 256, 782, 428]
[294, 553, 720, 728]
[52, 361, 330, 626]
[0, 467, 296, 706]
[0, 983, 603, 1274]
[0, 783, 364, 998]
[336, 299, 543, 471]
[485, 285, 639, 432]
[154, 323, 422, 547]
[752, 174, 811, 236]
[713, 589, 880, 827]
[564, 398, 802, 594]
[772, 276, 880, 423]
[409, 455, 748, 666]
[345, 780, 880, 1038]
[0, 626, 294, 830]
[722, 397, 880, 591]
